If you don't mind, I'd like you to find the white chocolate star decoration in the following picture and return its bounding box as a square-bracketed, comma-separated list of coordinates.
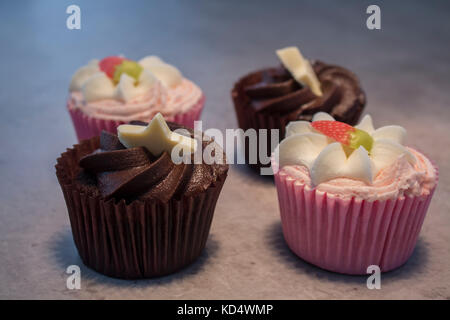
[276, 46, 323, 96]
[117, 113, 197, 157]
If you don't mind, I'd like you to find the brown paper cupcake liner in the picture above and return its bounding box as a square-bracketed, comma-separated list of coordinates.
[56, 138, 226, 279]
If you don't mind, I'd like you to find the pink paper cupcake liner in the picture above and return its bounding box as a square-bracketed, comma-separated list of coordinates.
[67, 95, 205, 141]
[272, 158, 438, 275]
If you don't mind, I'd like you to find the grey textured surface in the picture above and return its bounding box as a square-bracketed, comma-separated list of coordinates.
[1, 0, 449, 299]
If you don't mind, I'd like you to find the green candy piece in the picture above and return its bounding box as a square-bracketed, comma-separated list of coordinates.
[349, 128, 373, 152]
[113, 60, 143, 84]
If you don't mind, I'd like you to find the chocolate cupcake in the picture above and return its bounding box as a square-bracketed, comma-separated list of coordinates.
[55, 114, 228, 279]
[232, 46, 366, 172]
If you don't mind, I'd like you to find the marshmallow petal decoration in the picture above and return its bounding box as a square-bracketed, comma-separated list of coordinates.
[146, 64, 182, 88]
[372, 125, 406, 145]
[116, 73, 137, 102]
[139, 55, 182, 88]
[82, 72, 116, 102]
[72, 55, 183, 104]
[138, 68, 158, 88]
[138, 55, 165, 68]
[285, 121, 313, 137]
[370, 139, 416, 176]
[279, 112, 414, 186]
[312, 112, 335, 122]
[69, 60, 100, 92]
[277, 133, 330, 169]
[276, 47, 322, 96]
[117, 113, 197, 157]
[311, 144, 373, 186]
[355, 115, 375, 134]
[116, 70, 157, 102]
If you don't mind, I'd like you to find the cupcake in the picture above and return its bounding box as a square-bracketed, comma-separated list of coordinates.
[55, 113, 228, 279]
[232, 46, 366, 172]
[68, 55, 204, 141]
[272, 112, 438, 274]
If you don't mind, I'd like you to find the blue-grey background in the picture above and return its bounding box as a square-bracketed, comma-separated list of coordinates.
[0, 0, 449, 299]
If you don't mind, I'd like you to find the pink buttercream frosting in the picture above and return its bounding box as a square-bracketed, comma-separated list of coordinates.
[68, 78, 202, 122]
[166, 78, 203, 114]
[281, 148, 437, 201]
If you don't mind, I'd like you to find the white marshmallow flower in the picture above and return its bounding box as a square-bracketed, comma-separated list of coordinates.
[69, 56, 183, 103]
[276, 112, 416, 186]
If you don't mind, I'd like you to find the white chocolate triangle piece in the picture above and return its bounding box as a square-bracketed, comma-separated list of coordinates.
[355, 115, 375, 134]
[370, 139, 415, 176]
[312, 112, 335, 122]
[311, 144, 372, 186]
[372, 125, 406, 145]
[277, 133, 329, 169]
[276, 47, 322, 96]
[285, 121, 313, 137]
[117, 113, 197, 157]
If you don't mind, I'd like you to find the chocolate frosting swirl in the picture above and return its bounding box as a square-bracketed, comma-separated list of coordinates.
[243, 60, 365, 124]
[78, 122, 228, 202]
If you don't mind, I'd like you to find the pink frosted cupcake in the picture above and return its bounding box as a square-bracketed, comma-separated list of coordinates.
[272, 112, 438, 274]
[67, 55, 204, 141]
